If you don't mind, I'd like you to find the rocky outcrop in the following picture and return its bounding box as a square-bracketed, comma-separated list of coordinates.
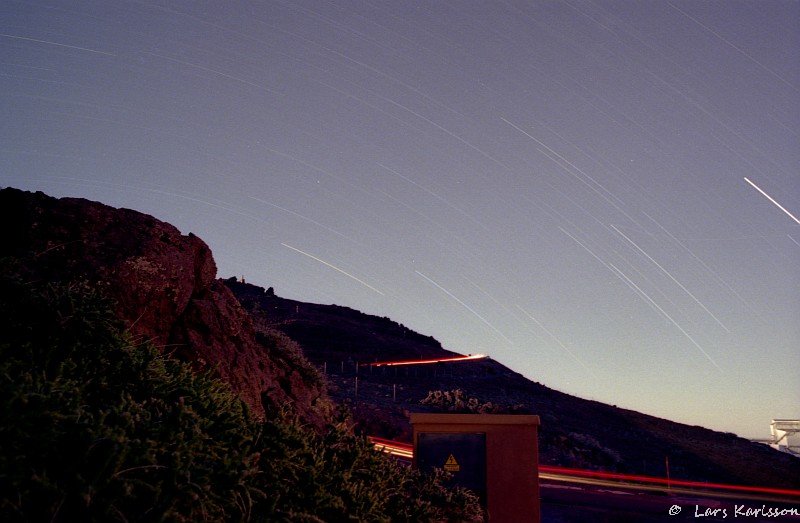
[0, 188, 328, 423]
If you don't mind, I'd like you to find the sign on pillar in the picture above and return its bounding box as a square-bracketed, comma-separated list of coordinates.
[411, 413, 540, 523]
[417, 432, 487, 505]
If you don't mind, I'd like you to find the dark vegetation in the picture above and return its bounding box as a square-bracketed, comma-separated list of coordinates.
[420, 389, 529, 415]
[0, 270, 482, 522]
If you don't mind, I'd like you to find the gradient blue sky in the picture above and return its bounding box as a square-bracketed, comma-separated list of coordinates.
[2, 1, 798, 439]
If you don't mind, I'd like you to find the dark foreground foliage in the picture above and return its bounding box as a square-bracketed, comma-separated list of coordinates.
[420, 389, 528, 415]
[0, 271, 482, 522]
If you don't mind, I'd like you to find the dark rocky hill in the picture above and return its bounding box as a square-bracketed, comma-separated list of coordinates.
[226, 279, 800, 490]
[0, 187, 328, 424]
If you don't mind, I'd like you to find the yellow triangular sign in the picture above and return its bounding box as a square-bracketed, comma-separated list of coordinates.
[444, 454, 460, 472]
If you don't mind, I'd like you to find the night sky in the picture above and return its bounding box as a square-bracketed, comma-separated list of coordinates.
[2, 1, 798, 439]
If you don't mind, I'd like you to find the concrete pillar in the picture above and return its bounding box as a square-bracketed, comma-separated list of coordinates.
[411, 413, 540, 523]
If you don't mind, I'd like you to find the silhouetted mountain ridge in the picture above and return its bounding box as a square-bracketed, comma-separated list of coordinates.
[227, 278, 452, 364]
[225, 278, 800, 490]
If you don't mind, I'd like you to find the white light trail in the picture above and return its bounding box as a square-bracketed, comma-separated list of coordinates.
[559, 227, 611, 269]
[377, 163, 489, 232]
[249, 196, 356, 243]
[145, 52, 268, 91]
[608, 264, 722, 371]
[610, 225, 730, 332]
[515, 305, 594, 376]
[463, 275, 530, 330]
[743, 178, 800, 225]
[327, 49, 467, 120]
[666, 3, 798, 93]
[282, 243, 384, 296]
[500, 116, 643, 228]
[415, 270, 514, 346]
[559, 226, 670, 318]
[639, 210, 761, 323]
[312, 77, 427, 134]
[0, 33, 115, 56]
[385, 98, 509, 172]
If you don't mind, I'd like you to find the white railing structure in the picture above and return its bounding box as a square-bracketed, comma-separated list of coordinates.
[770, 419, 800, 456]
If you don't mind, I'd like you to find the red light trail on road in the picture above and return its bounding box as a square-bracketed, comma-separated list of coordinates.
[539, 465, 800, 498]
[368, 436, 414, 459]
[369, 437, 800, 499]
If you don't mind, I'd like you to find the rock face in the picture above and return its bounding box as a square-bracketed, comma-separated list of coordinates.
[0, 188, 327, 423]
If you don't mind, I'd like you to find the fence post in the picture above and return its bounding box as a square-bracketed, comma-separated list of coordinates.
[665, 456, 671, 491]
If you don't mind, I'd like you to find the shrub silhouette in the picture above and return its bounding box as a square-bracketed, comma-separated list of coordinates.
[421, 389, 527, 415]
[0, 271, 481, 522]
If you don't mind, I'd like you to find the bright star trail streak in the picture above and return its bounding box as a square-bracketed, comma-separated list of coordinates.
[515, 305, 595, 377]
[743, 177, 800, 225]
[558, 226, 674, 320]
[0, 33, 116, 56]
[499, 116, 646, 229]
[559, 227, 619, 278]
[415, 270, 514, 347]
[382, 97, 510, 172]
[281, 243, 384, 296]
[666, 2, 798, 93]
[608, 263, 722, 372]
[376, 163, 489, 232]
[610, 224, 730, 332]
[249, 196, 357, 243]
[145, 52, 270, 91]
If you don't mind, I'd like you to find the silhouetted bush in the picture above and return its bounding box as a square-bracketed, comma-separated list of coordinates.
[0, 272, 482, 522]
[0, 274, 259, 521]
[421, 389, 527, 415]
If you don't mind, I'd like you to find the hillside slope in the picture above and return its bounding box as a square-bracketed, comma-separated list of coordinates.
[226, 279, 800, 490]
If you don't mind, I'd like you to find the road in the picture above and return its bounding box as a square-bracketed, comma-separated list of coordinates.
[369, 437, 800, 522]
